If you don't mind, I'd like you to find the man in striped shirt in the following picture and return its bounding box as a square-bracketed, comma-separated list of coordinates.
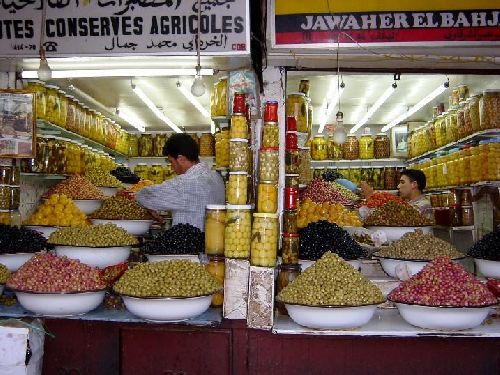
[136, 133, 225, 231]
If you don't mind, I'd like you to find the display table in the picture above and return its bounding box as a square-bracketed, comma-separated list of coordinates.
[0, 303, 499, 374]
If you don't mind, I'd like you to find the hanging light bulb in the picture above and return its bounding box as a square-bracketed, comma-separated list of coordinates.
[191, 66, 206, 97]
[37, 47, 52, 81]
[333, 111, 347, 144]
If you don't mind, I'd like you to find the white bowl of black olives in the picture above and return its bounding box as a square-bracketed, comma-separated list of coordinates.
[121, 294, 213, 322]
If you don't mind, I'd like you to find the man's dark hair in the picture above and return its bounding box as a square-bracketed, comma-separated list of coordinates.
[401, 169, 426, 192]
[163, 133, 199, 162]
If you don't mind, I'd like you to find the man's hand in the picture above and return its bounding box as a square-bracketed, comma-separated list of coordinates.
[148, 209, 164, 224]
[360, 181, 374, 199]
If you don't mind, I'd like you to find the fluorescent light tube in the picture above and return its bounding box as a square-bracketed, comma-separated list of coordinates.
[177, 82, 216, 133]
[132, 85, 183, 133]
[22, 68, 214, 79]
[318, 86, 344, 134]
[381, 83, 447, 132]
[350, 85, 396, 134]
[117, 107, 146, 133]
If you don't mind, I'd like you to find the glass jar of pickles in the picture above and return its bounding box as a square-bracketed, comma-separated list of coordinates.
[467, 95, 481, 133]
[230, 114, 248, 139]
[58, 90, 68, 128]
[205, 205, 226, 255]
[359, 134, 374, 159]
[258, 147, 279, 182]
[327, 137, 343, 160]
[65, 95, 77, 132]
[199, 133, 215, 156]
[251, 213, 279, 267]
[434, 114, 446, 147]
[228, 171, 248, 204]
[215, 127, 230, 168]
[206, 255, 225, 307]
[128, 134, 139, 157]
[281, 233, 299, 264]
[45, 85, 60, 125]
[479, 90, 500, 130]
[456, 102, 467, 140]
[257, 181, 277, 213]
[276, 264, 301, 315]
[298, 147, 312, 185]
[311, 135, 327, 160]
[384, 167, 398, 190]
[26, 80, 46, 120]
[286, 92, 308, 132]
[134, 163, 149, 180]
[343, 135, 359, 160]
[229, 138, 249, 172]
[445, 109, 458, 144]
[374, 133, 390, 159]
[153, 133, 167, 157]
[224, 204, 252, 258]
[262, 122, 279, 148]
[148, 163, 164, 184]
[350, 167, 361, 185]
[282, 209, 297, 234]
[285, 148, 299, 174]
[139, 133, 153, 157]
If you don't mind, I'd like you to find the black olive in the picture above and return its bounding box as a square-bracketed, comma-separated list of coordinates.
[0, 224, 50, 254]
[141, 223, 204, 255]
[467, 228, 500, 261]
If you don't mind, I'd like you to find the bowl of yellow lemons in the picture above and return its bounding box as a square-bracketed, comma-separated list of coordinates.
[24, 194, 88, 227]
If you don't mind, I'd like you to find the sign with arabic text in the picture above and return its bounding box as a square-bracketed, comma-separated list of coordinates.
[0, 0, 249, 56]
[273, 0, 500, 47]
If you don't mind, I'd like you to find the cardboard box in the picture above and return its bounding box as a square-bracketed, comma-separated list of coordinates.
[223, 258, 250, 320]
[247, 266, 275, 330]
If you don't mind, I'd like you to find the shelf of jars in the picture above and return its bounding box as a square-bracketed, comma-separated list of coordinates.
[212, 116, 230, 124]
[311, 158, 406, 167]
[424, 181, 500, 193]
[37, 120, 127, 160]
[407, 128, 500, 164]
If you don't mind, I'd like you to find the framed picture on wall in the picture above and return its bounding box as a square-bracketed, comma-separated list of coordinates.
[391, 125, 408, 158]
[0, 89, 36, 158]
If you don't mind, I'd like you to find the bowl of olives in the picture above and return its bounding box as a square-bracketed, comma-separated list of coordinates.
[0, 253, 36, 272]
[284, 302, 380, 329]
[121, 294, 213, 322]
[54, 245, 131, 269]
[91, 219, 153, 236]
[73, 199, 102, 215]
[374, 256, 429, 280]
[98, 187, 119, 197]
[146, 254, 200, 263]
[365, 226, 433, 243]
[473, 259, 500, 279]
[24, 225, 59, 239]
[13, 289, 106, 317]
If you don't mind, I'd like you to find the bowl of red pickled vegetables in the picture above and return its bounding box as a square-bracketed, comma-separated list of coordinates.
[388, 257, 497, 330]
[7, 253, 106, 316]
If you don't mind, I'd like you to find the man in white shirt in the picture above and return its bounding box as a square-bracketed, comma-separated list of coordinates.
[136, 133, 225, 231]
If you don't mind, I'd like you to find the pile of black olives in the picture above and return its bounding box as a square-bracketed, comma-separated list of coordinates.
[467, 228, 500, 261]
[142, 223, 204, 255]
[111, 166, 140, 184]
[321, 170, 344, 182]
[0, 224, 49, 253]
[298, 220, 367, 261]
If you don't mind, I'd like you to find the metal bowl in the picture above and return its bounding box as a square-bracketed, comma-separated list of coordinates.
[284, 302, 380, 329]
[394, 302, 494, 330]
[121, 294, 213, 322]
[13, 289, 105, 317]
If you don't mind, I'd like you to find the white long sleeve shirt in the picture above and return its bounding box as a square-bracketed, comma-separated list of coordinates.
[135, 162, 225, 230]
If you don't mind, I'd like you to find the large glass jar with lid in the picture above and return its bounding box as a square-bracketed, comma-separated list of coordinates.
[445, 109, 458, 144]
[215, 127, 230, 168]
[98, 115, 108, 145]
[134, 163, 149, 180]
[258, 147, 279, 182]
[298, 147, 312, 185]
[205, 205, 226, 255]
[342, 135, 359, 160]
[139, 133, 153, 157]
[74, 100, 84, 134]
[311, 135, 327, 160]
[262, 122, 279, 148]
[327, 137, 343, 160]
[199, 133, 215, 156]
[229, 138, 249, 172]
[359, 133, 374, 159]
[224, 204, 252, 258]
[466, 95, 481, 133]
[276, 264, 301, 315]
[65, 95, 77, 132]
[148, 163, 164, 184]
[58, 90, 68, 128]
[26, 81, 46, 120]
[45, 85, 60, 125]
[128, 133, 139, 157]
[65, 140, 81, 174]
[456, 102, 467, 140]
[374, 133, 390, 158]
[205, 255, 225, 307]
[257, 181, 278, 213]
[227, 171, 248, 204]
[89, 110, 99, 141]
[34, 135, 48, 173]
[153, 133, 167, 157]
[286, 92, 308, 132]
[250, 213, 279, 267]
[479, 90, 500, 130]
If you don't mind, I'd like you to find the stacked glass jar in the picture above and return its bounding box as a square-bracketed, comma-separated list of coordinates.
[0, 165, 21, 225]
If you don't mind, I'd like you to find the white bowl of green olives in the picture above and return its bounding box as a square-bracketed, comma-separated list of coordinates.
[13, 289, 106, 317]
[91, 219, 153, 236]
[474, 259, 500, 279]
[374, 256, 429, 280]
[73, 199, 102, 215]
[54, 245, 131, 269]
[146, 254, 200, 263]
[121, 294, 213, 322]
[285, 302, 380, 329]
[300, 259, 361, 271]
[98, 187, 120, 197]
[0, 253, 36, 272]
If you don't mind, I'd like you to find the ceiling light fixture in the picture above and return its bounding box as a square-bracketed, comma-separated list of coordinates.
[318, 84, 345, 134]
[36, 0, 52, 81]
[22, 68, 214, 79]
[117, 107, 146, 132]
[381, 80, 449, 132]
[191, 0, 206, 97]
[350, 84, 396, 134]
[132, 83, 183, 133]
[176, 81, 216, 133]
